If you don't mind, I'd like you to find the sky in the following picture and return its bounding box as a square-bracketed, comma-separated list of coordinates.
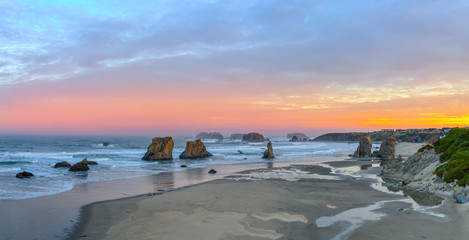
[1, 0, 469, 136]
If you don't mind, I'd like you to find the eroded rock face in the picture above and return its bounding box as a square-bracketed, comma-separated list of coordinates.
[262, 141, 275, 159]
[381, 149, 438, 179]
[380, 137, 397, 165]
[196, 132, 224, 141]
[353, 136, 372, 158]
[142, 137, 174, 161]
[54, 161, 71, 168]
[69, 158, 90, 172]
[243, 132, 265, 142]
[179, 139, 213, 159]
[16, 171, 34, 178]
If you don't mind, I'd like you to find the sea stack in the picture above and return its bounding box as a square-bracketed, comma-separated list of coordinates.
[287, 133, 309, 141]
[243, 132, 265, 142]
[379, 137, 397, 165]
[353, 136, 372, 158]
[142, 137, 174, 161]
[196, 132, 224, 141]
[229, 134, 245, 140]
[179, 139, 213, 159]
[262, 141, 275, 159]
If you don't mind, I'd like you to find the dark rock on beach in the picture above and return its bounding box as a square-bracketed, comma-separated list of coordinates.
[54, 161, 71, 168]
[353, 136, 372, 158]
[243, 132, 265, 142]
[262, 141, 275, 159]
[179, 139, 213, 159]
[180, 165, 187, 168]
[208, 169, 217, 174]
[456, 195, 469, 204]
[69, 158, 90, 172]
[142, 137, 174, 161]
[196, 132, 224, 141]
[16, 171, 34, 179]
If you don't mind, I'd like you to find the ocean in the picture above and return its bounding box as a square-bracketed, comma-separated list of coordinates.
[0, 135, 359, 200]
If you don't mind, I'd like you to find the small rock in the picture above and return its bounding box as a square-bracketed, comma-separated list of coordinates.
[208, 169, 217, 174]
[54, 161, 71, 168]
[16, 171, 34, 179]
[180, 164, 187, 168]
[402, 178, 412, 186]
[102, 142, 110, 147]
[238, 150, 244, 154]
[87, 161, 98, 165]
[455, 195, 469, 204]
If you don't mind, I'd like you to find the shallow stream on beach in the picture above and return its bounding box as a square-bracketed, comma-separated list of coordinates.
[315, 162, 445, 240]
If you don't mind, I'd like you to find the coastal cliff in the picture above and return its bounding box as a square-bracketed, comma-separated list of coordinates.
[381, 128, 469, 196]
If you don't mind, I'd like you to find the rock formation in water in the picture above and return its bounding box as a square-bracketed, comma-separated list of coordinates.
[69, 158, 90, 172]
[242, 132, 266, 142]
[379, 137, 397, 165]
[179, 139, 213, 159]
[262, 141, 275, 159]
[196, 132, 224, 141]
[287, 133, 309, 141]
[142, 137, 174, 161]
[229, 134, 245, 140]
[353, 136, 372, 158]
[54, 161, 71, 168]
[16, 171, 34, 178]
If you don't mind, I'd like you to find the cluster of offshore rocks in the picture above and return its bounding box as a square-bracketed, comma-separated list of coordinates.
[353, 136, 399, 165]
[142, 134, 275, 161]
[16, 132, 276, 179]
[16, 158, 99, 178]
[197, 131, 311, 142]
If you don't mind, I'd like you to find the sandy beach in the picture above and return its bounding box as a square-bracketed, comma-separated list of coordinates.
[68, 142, 464, 240]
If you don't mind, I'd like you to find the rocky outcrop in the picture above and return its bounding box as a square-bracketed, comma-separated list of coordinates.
[69, 158, 90, 172]
[242, 132, 265, 142]
[287, 133, 309, 141]
[16, 171, 34, 178]
[142, 137, 174, 161]
[262, 141, 275, 159]
[179, 139, 213, 159]
[381, 149, 439, 180]
[353, 136, 372, 158]
[230, 134, 245, 140]
[196, 132, 224, 141]
[54, 161, 71, 168]
[379, 137, 397, 165]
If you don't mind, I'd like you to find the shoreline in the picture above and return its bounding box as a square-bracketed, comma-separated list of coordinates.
[0, 155, 349, 240]
[68, 142, 461, 240]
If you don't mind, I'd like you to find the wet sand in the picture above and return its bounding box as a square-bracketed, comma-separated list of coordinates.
[69, 142, 462, 240]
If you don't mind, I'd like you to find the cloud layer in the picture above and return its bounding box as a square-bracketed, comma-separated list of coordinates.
[1, 0, 469, 134]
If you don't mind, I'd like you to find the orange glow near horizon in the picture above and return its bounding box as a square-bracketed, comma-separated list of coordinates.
[1, 79, 469, 136]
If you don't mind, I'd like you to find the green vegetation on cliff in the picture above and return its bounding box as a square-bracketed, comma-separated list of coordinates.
[434, 128, 469, 186]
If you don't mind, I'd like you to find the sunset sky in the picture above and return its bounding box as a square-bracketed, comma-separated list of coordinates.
[1, 0, 469, 136]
